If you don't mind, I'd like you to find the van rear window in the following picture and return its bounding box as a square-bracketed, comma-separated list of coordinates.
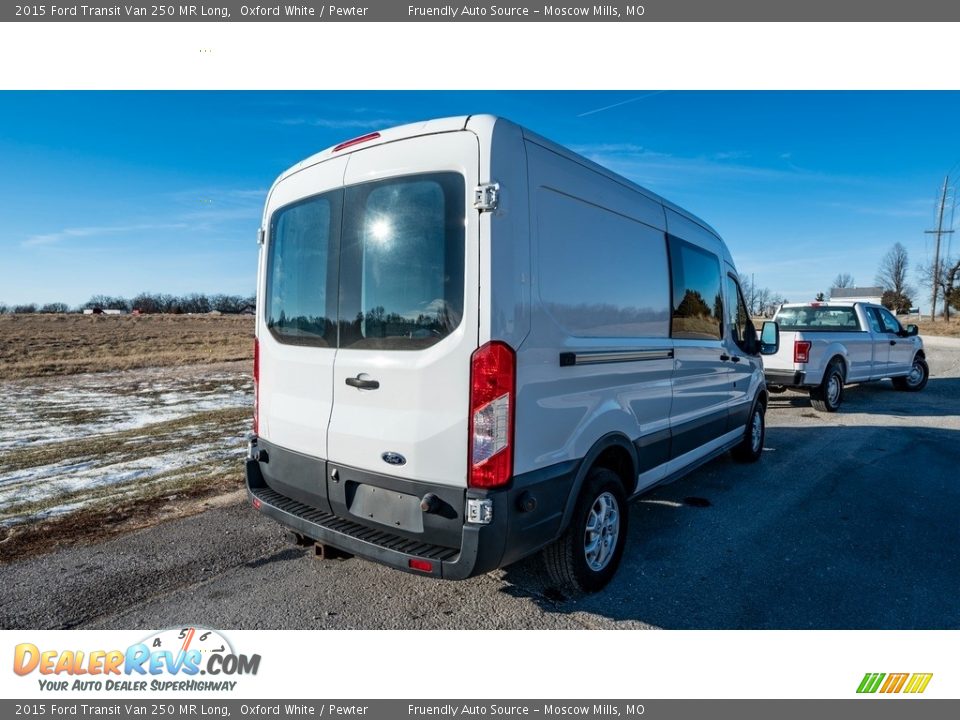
[776, 306, 862, 331]
[265, 192, 339, 347]
[265, 173, 465, 351]
[338, 173, 465, 350]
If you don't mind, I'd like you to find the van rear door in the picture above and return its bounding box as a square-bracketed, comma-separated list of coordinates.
[257, 156, 347, 510]
[326, 132, 480, 489]
[259, 156, 347, 458]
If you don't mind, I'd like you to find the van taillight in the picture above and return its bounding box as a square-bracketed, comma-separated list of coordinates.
[794, 340, 811, 364]
[253, 338, 260, 435]
[468, 341, 515, 489]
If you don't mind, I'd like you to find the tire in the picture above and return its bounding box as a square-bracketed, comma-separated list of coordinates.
[731, 399, 765, 463]
[892, 356, 929, 392]
[810, 361, 844, 412]
[541, 468, 629, 594]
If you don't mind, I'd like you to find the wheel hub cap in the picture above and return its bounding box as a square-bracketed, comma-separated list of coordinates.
[751, 410, 762, 452]
[584, 491, 620, 572]
[908, 362, 923, 385]
[827, 375, 841, 404]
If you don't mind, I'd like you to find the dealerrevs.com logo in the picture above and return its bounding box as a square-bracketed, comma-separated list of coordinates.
[857, 673, 933, 694]
[13, 627, 260, 692]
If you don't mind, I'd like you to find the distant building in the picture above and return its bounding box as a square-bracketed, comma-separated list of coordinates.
[829, 286, 884, 304]
[83, 307, 127, 316]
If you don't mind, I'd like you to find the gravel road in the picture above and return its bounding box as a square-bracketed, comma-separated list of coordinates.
[3, 339, 959, 630]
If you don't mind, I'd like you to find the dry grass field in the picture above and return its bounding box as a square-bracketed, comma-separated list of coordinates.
[0, 313, 253, 379]
[0, 315, 254, 562]
[916, 317, 960, 337]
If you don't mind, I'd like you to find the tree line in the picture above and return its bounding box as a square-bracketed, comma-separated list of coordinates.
[826, 241, 960, 319]
[0, 293, 255, 315]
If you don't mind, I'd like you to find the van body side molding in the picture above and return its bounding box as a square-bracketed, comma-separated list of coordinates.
[559, 348, 674, 366]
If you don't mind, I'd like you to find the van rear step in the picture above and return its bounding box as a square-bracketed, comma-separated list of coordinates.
[248, 477, 460, 574]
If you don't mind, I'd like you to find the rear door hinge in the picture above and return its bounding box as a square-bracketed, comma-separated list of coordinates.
[257, 227, 265, 245]
[473, 183, 500, 212]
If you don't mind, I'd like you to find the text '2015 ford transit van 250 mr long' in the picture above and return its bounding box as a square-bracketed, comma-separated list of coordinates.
[246, 115, 781, 592]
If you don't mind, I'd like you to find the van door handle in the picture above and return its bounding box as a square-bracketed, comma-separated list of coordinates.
[730, 355, 741, 363]
[720, 354, 731, 361]
[345, 376, 380, 390]
[890, 340, 897, 346]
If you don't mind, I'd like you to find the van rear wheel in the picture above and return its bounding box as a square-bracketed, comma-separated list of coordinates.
[541, 468, 628, 594]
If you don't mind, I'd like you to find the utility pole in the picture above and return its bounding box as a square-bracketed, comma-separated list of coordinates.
[925, 176, 954, 321]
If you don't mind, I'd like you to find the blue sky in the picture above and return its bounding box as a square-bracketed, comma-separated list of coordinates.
[1, 91, 958, 308]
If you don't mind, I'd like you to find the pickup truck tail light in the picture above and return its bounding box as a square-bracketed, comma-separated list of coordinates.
[794, 340, 811, 364]
[468, 341, 515, 489]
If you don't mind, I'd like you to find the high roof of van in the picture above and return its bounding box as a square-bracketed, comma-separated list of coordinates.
[273, 114, 721, 241]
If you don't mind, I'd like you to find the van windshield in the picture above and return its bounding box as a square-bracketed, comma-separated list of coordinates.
[776, 306, 862, 331]
[265, 172, 465, 350]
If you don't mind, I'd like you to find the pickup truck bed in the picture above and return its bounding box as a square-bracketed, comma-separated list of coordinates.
[763, 302, 927, 411]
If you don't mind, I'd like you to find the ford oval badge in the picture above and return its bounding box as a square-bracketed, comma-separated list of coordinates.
[382, 452, 406, 466]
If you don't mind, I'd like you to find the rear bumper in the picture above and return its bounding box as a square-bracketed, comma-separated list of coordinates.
[764, 369, 807, 387]
[245, 439, 576, 580]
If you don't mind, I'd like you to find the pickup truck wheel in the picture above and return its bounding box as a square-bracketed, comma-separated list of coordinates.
[892, 356, 929, 392]
[810, 362, 844, 412]
[541, 468, 628, 594]
[731, 400, 765, 463]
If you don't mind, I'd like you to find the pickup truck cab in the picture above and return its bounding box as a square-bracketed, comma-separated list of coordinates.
[763, 302, 927, 411]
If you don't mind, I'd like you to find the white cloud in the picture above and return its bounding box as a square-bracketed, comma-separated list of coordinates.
[280, 117, 398, 130]
[22, 223, 188, 248]
[576, 91, 667, 118]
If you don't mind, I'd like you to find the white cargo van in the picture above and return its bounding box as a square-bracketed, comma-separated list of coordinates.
[246, 115, 780, 592]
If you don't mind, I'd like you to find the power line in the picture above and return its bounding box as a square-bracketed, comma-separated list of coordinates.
[925, 175, 955, 321]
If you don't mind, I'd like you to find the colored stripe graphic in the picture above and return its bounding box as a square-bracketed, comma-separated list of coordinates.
[857, 672, 932, 694]
[880, 673, 909, 693]
[857, 673, 885, 693]
[903, 673, 933, 694]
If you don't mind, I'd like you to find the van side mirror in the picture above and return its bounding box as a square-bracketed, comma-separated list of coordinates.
[759, 321, 780, 355]
[906, 324, 919, 337]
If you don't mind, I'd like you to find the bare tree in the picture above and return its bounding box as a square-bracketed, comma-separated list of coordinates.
[876, 243, 914, 313]
[941, 258, 960, 321]
[876, 242, 912, 296]
[832, 273, 855, 289]
[739, 274, 782, 317]
[918, 256, 960, 320]
[762, 294, 787, 318]
[39, 302, 70, 313]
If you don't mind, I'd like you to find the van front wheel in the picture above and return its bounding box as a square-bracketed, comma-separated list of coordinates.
[541, 468, 629, 594]
[731, 400, 765, 463]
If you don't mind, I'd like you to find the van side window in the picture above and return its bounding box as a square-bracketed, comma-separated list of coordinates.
[265, 192, 339, 347]
[725, 275, 752, 352]
[536, 188, 670, 338]
[338, 173, 465, 350]
[668, 236, 723, 340]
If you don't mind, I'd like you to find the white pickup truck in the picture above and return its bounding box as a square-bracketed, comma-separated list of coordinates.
[763, 302, 928, 411]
